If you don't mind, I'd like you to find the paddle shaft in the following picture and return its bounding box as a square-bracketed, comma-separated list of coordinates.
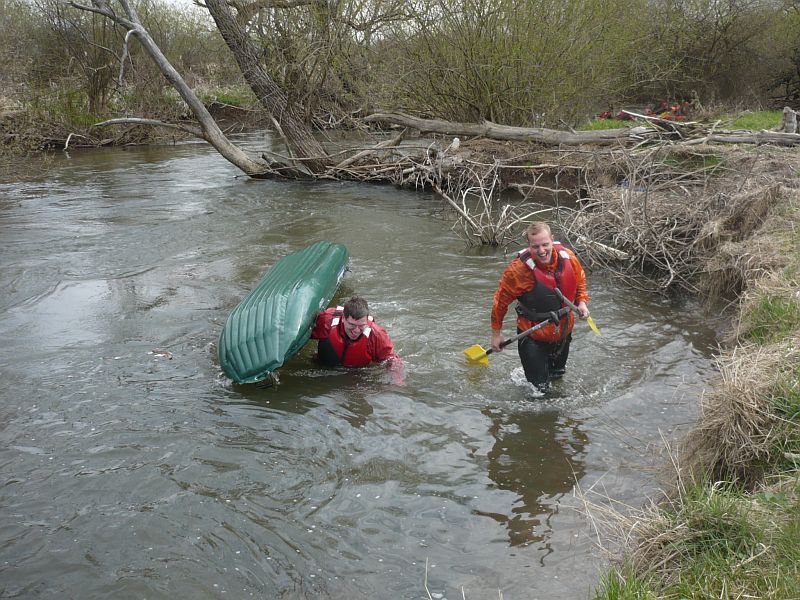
[554, 287, 601, 335]
[553, 287, 580, 313]
[486, 319, 551, 356]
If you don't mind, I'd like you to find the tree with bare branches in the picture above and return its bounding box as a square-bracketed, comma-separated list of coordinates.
[66, 0, 271, 174]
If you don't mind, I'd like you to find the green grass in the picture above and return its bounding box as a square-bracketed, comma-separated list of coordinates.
[596, 566, 658, 599]
[770, 367, 800, 421]
[768, 367, 800, 470]
[729, 110, 783, 131]
[578, 118, 636, 131]
[742, 295, 800, 345]
[200, 87, 256, 107]
[595, 481, 800, 599]
[679, 482, 760, 559]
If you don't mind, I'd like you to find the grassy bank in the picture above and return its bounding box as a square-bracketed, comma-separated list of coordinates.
[578, 109, 785, 132]
[0, 84, 257, 152]
[590, 153, 800, 599]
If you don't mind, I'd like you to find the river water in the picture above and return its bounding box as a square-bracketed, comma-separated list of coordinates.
[0, 134, 719, 599]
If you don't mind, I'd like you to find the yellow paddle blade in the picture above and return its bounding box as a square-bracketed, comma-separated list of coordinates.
[587, 316, 601, 336]
[463, 344, 490, 365]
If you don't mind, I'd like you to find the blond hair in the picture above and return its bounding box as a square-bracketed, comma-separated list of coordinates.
[526, 221, 552, 239]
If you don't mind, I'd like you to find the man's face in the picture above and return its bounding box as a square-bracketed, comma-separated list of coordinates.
[528, 230, 554, 264]
[342, 315, 369, 340]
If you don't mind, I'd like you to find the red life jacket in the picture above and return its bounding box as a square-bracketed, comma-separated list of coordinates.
[515, 243, 577, 332]
[316, 308, 377, 368]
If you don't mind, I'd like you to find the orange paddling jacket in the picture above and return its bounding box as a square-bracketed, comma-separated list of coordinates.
[491, 243, 589, 343]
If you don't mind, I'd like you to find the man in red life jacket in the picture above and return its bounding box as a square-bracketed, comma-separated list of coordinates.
[490, 222, 591, 392]
[311, 296, 404, 385]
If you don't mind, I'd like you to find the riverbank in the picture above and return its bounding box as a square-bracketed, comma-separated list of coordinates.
[0, 96, 260, 153]
[416, 125, 800, 596]
[588, 148, 800, 598]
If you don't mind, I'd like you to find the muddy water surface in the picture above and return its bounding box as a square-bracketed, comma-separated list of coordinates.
[0, 135, 719, 599]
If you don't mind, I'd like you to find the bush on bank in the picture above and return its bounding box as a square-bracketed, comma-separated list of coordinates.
[0, 0, 251, 153]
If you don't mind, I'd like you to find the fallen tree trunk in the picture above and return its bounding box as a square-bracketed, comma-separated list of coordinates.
[690, 131, 800, 147]
[365, 112, 648, 145]
[365, 111, 800, 148]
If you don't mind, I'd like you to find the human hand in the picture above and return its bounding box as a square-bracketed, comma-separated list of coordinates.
[576, 301, 590, 319]
[491, 330, 504, 352]
[387, 357, 405, 386]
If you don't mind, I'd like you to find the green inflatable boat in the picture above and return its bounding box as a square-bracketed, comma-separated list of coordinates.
[218, 241, 349, 384]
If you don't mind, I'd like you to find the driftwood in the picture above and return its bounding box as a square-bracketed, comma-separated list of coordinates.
[689, 130, 800, 146]
[94, 118, 204, 139]
[777, 107, 798, 134]
[333, 129, 406, 169]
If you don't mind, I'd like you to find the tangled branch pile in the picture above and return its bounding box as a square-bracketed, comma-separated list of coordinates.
[557, 144, 798, 296]
[321, 134, 568, 246]
[326, 129, 798, 280]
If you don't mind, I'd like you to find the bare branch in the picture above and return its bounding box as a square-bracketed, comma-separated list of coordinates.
[333, 129, 406, 170]
[118, 29, 135, 86]
[65, 0, 134, 28]
[365, 112, 649, 145]
[95, 118, 207, 139]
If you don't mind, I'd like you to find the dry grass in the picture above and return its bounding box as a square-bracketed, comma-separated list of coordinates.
[581, 468, 800, 598]
[703, 185, 800, 300]
[680, 333, 800, 486]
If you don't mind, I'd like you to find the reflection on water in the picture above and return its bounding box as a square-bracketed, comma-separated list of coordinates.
[0, 136, 720, 599]
[479, 407, 587, 556]
[234, 367, 378, 429]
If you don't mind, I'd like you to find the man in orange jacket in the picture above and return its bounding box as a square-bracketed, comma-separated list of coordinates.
[490, 222, 590, 391]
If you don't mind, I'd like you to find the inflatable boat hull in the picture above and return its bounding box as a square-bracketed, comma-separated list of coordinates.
[218, 241, 349, 383]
